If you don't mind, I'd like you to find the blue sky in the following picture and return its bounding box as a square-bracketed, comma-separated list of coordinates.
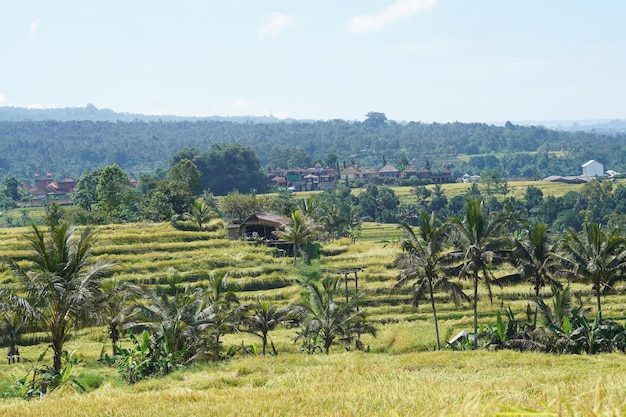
[1, 1, 625, 123]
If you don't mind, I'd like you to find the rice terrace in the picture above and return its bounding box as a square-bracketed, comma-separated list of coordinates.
[1, 179, 626, 417]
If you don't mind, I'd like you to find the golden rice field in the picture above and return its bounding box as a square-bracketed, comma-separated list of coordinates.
[1, 195, 626, 415]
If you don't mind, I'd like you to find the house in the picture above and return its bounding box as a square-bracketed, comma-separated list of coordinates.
[226, 211, 288, 240]
[359, 167, 378, 180]
[341, 166, 360, 181]
[581, 160, 605, 177]
[268, 165, 339, 191]
[20, 173, 77, 202]
[378, 164, 400, 178]
[417, 160, 453, 183]
[400, 166, 418, 179]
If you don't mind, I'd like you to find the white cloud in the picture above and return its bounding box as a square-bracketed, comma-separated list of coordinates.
[26, 103, 44, 109]
[30, 18, 40, 38]
[349, 0, 436, 34]
[258, 12, 294, 40]
[232, 99, 251, 109]
[0, 93, 6, 105]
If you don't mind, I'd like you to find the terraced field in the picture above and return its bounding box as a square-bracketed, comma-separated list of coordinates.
[1, 218, 621, 352]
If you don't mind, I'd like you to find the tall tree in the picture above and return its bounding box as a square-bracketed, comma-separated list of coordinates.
[394, 212, 468, 350]
[169, 158, 202, 197]
[0, 223, 114, 372]
[72, 168, 103, 211]
[558, 222, 626, 321]
[448, 198, 505, 348]
[96, 164, 131, 218]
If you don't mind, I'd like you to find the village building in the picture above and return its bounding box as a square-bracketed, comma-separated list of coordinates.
[543, 159, 607, 184]
[378, 164, 400, 178]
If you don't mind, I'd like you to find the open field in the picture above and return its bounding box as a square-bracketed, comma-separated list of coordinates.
[1, 214, 626, 414]
[1, 350, 626, 417]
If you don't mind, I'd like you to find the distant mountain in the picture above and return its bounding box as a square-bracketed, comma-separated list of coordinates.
[516, 119, 626, 134]
[0, 104, 299, 124]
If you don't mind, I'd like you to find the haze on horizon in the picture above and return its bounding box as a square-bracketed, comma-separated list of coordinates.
[1, 1, 625, 124]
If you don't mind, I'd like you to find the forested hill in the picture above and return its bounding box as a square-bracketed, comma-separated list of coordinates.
[1, 114, 626, 182]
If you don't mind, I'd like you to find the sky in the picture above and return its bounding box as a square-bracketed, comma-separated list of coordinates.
[1, 1, 625, 123]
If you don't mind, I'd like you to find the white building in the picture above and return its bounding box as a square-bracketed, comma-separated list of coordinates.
[581, 160, 604, 177]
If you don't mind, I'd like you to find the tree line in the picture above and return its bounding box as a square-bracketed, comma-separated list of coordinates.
[1, 114, 626, 183]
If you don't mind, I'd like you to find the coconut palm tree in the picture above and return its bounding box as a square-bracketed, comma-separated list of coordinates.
[0, 311, 27, 364]
[181, 199, 216, 231]
[128, 281, 211, 363]
[242, 299, 290, 355]
[0, 223, 114, 372]
[558, 222, 626, 322]
[98, 280, 144, 355]
[448, 198, 506, 348]
[198, 272, 242, 358]
[394, 212, 469, 350]
[294, 275, 376, 354]
[497, 222, 560, 327]
[274, 209, 319, 265]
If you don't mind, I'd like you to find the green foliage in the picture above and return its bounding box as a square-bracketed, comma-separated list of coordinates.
[107, 330, 185, 384]
[12, 349, 85, 399]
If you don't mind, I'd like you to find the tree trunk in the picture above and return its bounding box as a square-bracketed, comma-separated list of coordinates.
[473, 271, 479, 350]
[53, 342, 63, 373]
[293, 243, 299, 265]
[262, 333, 267, 355]
[596, 287, 603, 322]
[429, 281, 440, 350]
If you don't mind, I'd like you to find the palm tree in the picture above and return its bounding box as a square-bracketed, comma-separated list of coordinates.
[495, 222, 561, 327]
[294, 275, 376, 354]
[274, 209, 319, 265]
[448, 198, 506, 348]
[98, 280, 143, 355]
[0, 311, 27, 364]
[198, 272, 242, 358]
[0, 223, 114, 372]
[242, 299, 290, 355]
[128, 281, 211, 363]
[394, 212, 468, 350]
[181, 199, 216, 231]
[558, 222, 626, 322]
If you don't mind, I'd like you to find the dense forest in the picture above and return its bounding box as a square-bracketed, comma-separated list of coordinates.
[1, 109, 626, 183]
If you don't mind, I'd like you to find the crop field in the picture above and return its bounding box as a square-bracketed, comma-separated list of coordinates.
[1, 192, 626, 415]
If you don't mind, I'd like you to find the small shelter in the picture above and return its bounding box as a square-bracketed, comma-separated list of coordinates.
[227, 211, 288, 240]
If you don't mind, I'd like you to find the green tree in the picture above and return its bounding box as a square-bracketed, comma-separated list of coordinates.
[220, 191, 259, 222]
[169, 158, 201, 196]
[3, 176, 19, 201]
[96, 164, 131, 218]
[274, 210, 319, 265]
[0, 223, 114, 372]
[394, 212, 468, 350]
[129, 282, 211, 364]
[294, 275, 376, 354]
[449, 198, 505, 348]
[242, 299, 290, 355]
[181, 199, 216, 231]
[72, 168, 103, 211]
[558, 222, 626, 321]
[98, 281, 143, 355]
